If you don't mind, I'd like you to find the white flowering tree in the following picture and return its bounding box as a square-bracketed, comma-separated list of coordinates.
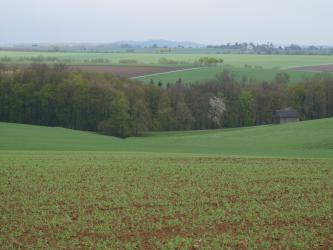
[208, 96, 227, 127]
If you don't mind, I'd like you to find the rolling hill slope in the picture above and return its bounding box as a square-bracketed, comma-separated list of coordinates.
[0, 118, 332, 158]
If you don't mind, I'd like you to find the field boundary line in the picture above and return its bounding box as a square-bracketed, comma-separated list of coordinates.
[286, 63, 333, 71]
[131, 67, 208, 79]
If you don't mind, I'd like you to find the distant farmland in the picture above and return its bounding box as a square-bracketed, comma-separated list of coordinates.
[1, 51, 333, 68]
[137, 65, 317, 85]
[1, 50, 333, 83]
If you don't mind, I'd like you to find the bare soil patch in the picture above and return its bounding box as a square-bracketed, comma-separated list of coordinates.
[291, 64, 333, 72]
[70, 65, 183, 78]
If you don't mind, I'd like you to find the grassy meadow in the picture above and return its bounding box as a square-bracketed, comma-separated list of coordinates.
[1, 118, 333, 158]
[0, 119, 333, 248]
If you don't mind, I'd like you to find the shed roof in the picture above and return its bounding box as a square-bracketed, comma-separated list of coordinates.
[275, 108, 300, 118]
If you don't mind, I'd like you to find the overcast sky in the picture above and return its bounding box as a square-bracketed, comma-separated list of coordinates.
[1, 0, 332, 45]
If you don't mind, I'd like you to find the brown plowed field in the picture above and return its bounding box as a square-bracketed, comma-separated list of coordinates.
[291, 64, 333, 72]
[70, 65, 183, 77]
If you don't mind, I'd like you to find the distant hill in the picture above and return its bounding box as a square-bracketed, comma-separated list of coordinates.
[1, 118, 332, 158]
[0, 40, 205, 51]
[113, 40, 205, 48]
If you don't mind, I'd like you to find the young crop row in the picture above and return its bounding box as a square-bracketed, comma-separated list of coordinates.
[0, 152, 332, 249]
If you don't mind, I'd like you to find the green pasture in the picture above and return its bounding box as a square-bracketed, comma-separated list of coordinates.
[1, 118, 332, 158]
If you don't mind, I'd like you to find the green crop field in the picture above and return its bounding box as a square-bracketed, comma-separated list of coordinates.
[1, 152, 332, 249]
[0, 119, 333, 248]
[1, 51, 333, 68]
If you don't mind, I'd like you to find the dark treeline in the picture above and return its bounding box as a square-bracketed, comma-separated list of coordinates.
[0, 64, 332, 137]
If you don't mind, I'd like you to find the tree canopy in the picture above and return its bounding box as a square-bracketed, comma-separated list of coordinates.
[0, 64, 332, 137]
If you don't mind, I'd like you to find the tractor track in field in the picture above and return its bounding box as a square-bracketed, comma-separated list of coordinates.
[130, 67, 208, 79]
[70, 65, 188, 78]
